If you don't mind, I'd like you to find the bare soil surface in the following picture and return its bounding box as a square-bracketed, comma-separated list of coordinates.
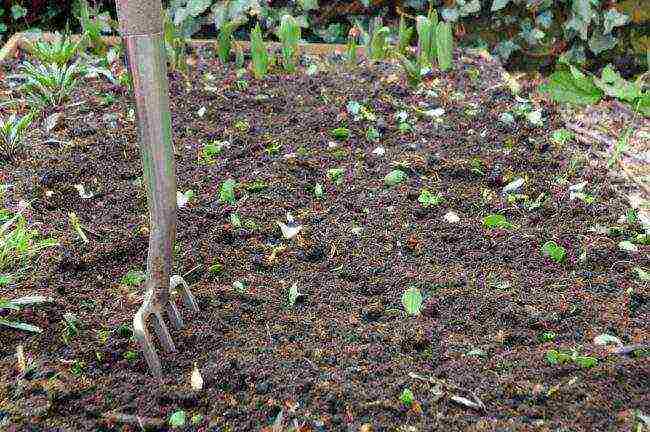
[0, 49, 648, 431]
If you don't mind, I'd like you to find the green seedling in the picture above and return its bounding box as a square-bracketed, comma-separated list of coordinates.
[539, 331, 557, 342]
[230, 213, 242, 228]
[218, 20, 241, 63]
[402, 286, 423, 316]
[398, 16, 414, 55]
[366, 126, 380, 142]
[436, 22, 454, 71]
[169, 410, 187, 428]
[346, 27, 359, 65]
[70, 359, 86, 376]
[483, 214, 515, 230]
[121, 270, 146, 287]
[232, 280, 246, 295]
[219, 179, 237, 205]
[246, 180, 268, 192]
[400, 388, 415, 407]
[277, 15, 301, 73]
[369, 26, 390, 60]
[0, 113, 34, 160]
[208, 261, 225, 275]
[16, 61, 83, 107]
[314, 183, 324, 199]
[264, 142, 282, 156]
[330, 127, 350, 140]
[68, 212, 88, 243]
[25, 33, 80, 66]
[234, 120, 250, 133]
[541, 241, 567, 263]
[396, 52, 424, 88]
[384, 169, 407, 187]
[327, 168, 345, 185]
[250, 23, 269, 80]
[1, 210, 57, 272]
[123, 350, 138, 362]
[418, 189, 443, 207]
[62, 312, 80, 344]
[200, 140, 226, 164]
[546, 349, 598, 369]
[551, 129, 574, 145]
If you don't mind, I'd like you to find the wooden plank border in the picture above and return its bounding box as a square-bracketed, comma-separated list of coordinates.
[0, 31, 363, 63]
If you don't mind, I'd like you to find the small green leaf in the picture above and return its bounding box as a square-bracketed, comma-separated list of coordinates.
[384, 169, 407, 187]
[633, 267, 650, 281]
[418, 189, 443, 207]
[11, 5, 27, 19]
[483, 214, 515, 229]
[539, 66, 603, 105]
[0, 319, 42, 333]
[573, 355, 598, 369]
[399, 388, 415, 407]
[330, 127, 350, 140]
[169, 410, 187, 428]
[326, 168, 345, 185]
[401, 286, 423, 316]
[541, 241, 566, 263]
[219, 179, 237, 204]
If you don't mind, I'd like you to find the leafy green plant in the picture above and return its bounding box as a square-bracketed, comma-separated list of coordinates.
[539, 331, 557, 342]
[541, 241, 566, 263]
[327, 168, 345, 185]
[416, 12, 438, 65]
[25, 34, 80, 66]
[546, 349, 598, 369]
[15, 61, 83, 107]
[369, 25, 390, 60]
[609, 128, 632, 167]
[278, 15, 301, 73]
[330, 127, 350, 140]
[169, 410, 187, 428]
[398, 16, 415, 56]
[346, 26, 359, 65]
[1, 210, 57, 273]
[250, 23, 269, 80]
[163, 10, 189, 74]
[385, 169, 407, 187]
[121, 270, 146, 287]
[0, 295, 48, 333]
[0, 113, 33, 160]
[397, 53, 424, 88]
[540, 63, 604, 105]
[219, 179, 237, 204]
[402, 286, 423, 316]
[217, 20, 240, 63]
[199, 140, 225, 164]
[76, 0, 110, 55]
[399, 388, 415, 407]
[483, 214, 515, 229]
[435, 22, 454, 71]
[418, 189, 443, 207]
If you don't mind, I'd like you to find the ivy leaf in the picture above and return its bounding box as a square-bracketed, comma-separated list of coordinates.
[188, 0, 212, 17]
[536, 10, 553, 28]
[440, 7, 460, 22]
[491, 0, 510, 12]
[459, 0, 481, 16]
[495, 40, 520, 60]
[539, 65, 603, 105]
[11, 5, 27, 19]
[603, 9, 629, 33]
[588, 32, 617, 54]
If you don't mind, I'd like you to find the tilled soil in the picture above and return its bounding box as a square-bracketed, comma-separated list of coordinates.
[0, 49, 648, 431]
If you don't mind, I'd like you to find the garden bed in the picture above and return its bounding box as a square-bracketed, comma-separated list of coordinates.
[0, 42, 649, 431]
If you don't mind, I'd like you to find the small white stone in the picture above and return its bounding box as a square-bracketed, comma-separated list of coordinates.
[443, 211, 460, 223]
[372, 146, 385, 156]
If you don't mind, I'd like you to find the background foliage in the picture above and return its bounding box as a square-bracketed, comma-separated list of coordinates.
[1, 0, 648, 72]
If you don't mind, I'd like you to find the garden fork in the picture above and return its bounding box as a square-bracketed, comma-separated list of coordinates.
[115, 0, 199, 380]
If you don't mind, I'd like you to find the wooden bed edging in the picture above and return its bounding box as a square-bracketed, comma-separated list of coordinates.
[0, 31, 364, 62]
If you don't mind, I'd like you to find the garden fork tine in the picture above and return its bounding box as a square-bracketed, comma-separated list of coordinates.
[116, 0, 199, 380]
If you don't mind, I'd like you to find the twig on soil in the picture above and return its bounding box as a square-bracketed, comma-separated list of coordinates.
[103, 412, 165, 431]
[408, 372, 486, 412]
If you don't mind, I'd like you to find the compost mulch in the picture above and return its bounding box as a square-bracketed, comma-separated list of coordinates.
[0, 48, 648, 431]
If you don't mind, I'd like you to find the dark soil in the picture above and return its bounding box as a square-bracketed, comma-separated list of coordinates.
[1, 48, 648, 432]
